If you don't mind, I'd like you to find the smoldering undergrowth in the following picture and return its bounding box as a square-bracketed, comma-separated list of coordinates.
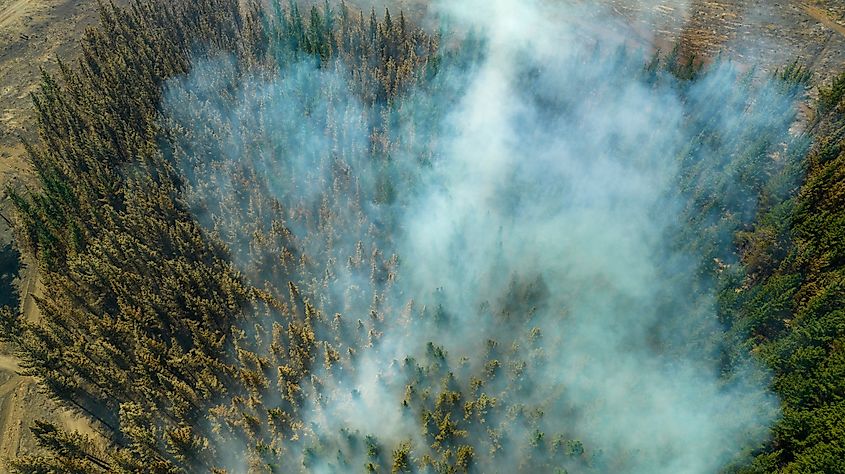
[160, 1, 808, 472]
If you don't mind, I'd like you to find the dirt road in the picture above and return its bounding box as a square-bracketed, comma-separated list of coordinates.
[804, 4, 845, 39]
[0, 0, 31, 29]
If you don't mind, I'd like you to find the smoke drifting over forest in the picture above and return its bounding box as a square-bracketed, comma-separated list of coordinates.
[157, 0, 805, 472]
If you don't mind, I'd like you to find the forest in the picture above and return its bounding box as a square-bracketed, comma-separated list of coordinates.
[0, 0, 843, 473]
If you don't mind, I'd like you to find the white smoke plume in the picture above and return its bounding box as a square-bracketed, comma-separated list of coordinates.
[162, 0, 805, 472]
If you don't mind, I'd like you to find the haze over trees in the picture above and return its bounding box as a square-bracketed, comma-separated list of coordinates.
[0, 0, 842, 473]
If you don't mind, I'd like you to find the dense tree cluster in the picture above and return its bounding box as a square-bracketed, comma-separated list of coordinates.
[0, 0, 840, 473]
[2, 0, 439, 472]
[722, 71, 845, 473]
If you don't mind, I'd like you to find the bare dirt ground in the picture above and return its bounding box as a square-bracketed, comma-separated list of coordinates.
[0, 1, 30, 29]
[0, 0, 843, 468]
[602, 0, 845, 82]
[1, 0, 114, 150]
[0, 0, 124, 466]
[804, 3, 845, 38]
